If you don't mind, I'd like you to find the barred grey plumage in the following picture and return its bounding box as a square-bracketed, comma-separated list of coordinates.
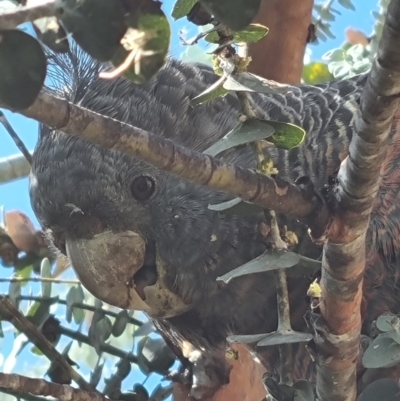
[29, 47, 400, 385]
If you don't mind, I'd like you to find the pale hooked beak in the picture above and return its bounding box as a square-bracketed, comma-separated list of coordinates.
[65, 230, 191, 318]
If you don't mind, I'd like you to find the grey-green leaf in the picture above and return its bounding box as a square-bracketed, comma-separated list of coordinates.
[217, 250, 301, 284]
[112, 310, 130, 337]
[208, 197, 264, 215]
[362, 332, 400, 368]
[40, 258, 52, 298]
[204, 119, 275, 157]
[191, 75, 228, 106]
[376, 314, 400, 333]
[357, 379, 400, 401]
[257, 331, 313, 347]
[8, 281, 21, 308]
[223, 72, 291, 94]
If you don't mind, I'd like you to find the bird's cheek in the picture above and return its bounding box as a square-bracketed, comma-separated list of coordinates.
[65, 231, 192, 318]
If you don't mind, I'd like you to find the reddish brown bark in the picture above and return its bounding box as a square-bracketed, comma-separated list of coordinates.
[172, 344, 267, 401]
[248, 0, 314, 84]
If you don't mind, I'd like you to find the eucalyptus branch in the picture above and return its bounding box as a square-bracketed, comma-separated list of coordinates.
[0, 152, 31, 184]
[0, 387, 51, 401]
[0, 89, 330, 238]
[0, 0, 59, 30]
[0, 296, 94, 393]
[0, 111, 32, 163]
[0, 373, 118, 401]
[1, 277, 79, 284]
[315, 1, 400, 400]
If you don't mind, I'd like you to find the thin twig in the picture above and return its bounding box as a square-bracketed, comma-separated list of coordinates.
[0, 112, 32, 164]
[16, 295, 143, 327]
[0, 277, 80, 284]
[58, 325, 139, 364]
[0, 373, 118, 401]
[0, 296, 95, 393]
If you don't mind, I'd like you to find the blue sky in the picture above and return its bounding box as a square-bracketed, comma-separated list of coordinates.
[0, 0, 380, 396]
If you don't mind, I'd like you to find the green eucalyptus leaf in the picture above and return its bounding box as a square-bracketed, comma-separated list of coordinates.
[66, 286, 82, 323]
[112, 2, 171, 83]
[217, 250, 301, 284]
[14, 264, 33, 287]
[172, 0, 198, 20]
[200, 0, 261, 31]
[0, 29, 47, 109]
[267, 121, 306, 150]
[204, 119, 275, 157]
[89, 315, 112, 355]
[191, 75, 228, 106]
[59, 0, 126, 61]
[112, 310, 130, 337]
[302, 62, 334, 85]
[232, 23, 268, 43]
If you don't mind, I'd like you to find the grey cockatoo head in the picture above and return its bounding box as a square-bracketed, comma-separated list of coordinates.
[29, 50, 260, 319]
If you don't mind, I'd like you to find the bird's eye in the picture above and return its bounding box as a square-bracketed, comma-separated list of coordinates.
[130, 175, 155, 201]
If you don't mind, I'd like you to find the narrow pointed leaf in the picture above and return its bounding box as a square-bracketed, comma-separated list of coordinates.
[191, 75, 228, 106]
[217, 250, 300, 284]
[227, 333, 272, 344]
[204, 119, 275, 157]
[208, 197, 264, 215]
[223, 72, 291, 94]
[257, 331, 313, 347]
